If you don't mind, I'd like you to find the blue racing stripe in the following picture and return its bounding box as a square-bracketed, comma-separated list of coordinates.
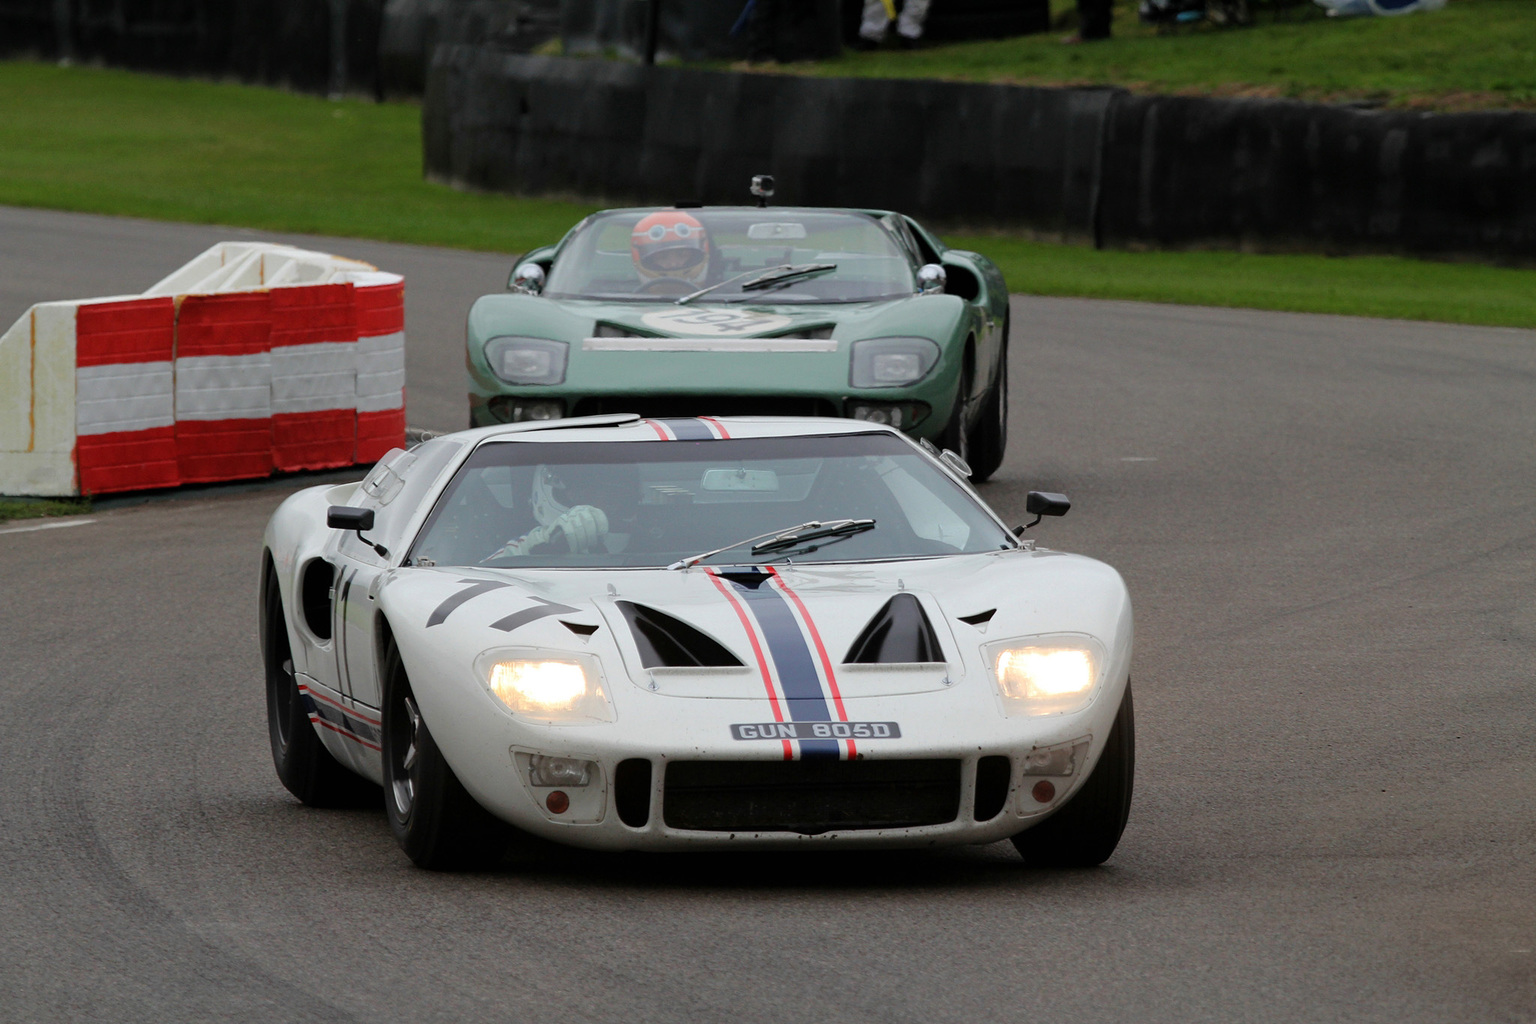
[658, 418, 715, 441]
[728, 578, 839, 760]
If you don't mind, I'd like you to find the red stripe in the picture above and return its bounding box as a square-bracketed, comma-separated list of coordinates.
[176, 417, 274, 483]
[75, 297, 176, 366]
[354, 281, 405, 336]
[356, 407, 407, 463]
[644, 419, 670, 440]
[273, 408, 356, 471]
[270, 283, 356, 348]
[698, 416, 731, 439]
[311, 716, 382, 752]
[76, 426, 179, 494]
[707, 570, 792, 760]
[299, 684, 382, 726]
[175, 292, 272, 358]
[768, 568, 856, 759]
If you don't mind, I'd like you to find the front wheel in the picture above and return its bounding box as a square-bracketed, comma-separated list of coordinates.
[261, 565, 378, 808]
[382, 644, 511, 870]
[1011, 683, 1135, 868]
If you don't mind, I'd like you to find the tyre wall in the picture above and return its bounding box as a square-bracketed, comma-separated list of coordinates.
[424, 48, 1536, 262]
[0, 0, 384, 96]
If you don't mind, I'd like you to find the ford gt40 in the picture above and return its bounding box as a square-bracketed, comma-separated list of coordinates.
[260, 415, 1133, 870]
[467, 201, 1012, 481]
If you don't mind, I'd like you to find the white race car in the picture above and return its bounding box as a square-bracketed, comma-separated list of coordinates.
[260, 415, 1134, 870]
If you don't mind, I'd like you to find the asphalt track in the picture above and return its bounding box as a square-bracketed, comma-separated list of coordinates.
[2, 205, 1533, 1023]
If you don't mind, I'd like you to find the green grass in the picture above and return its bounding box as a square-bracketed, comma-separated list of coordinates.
[748, 0, 1536, 111]
[0, 60, 597, 253]
[0, 497, 91, 523]
[1, 59, 1534, 329]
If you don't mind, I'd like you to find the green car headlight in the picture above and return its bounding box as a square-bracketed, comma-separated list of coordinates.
[485, 336, 569, 386]
[849, 337, 941, 389]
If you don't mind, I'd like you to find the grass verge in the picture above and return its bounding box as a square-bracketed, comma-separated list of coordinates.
[1, 59, 1533, 329]
[756, 0, 1536, 111]
[0, 497, 91, 523]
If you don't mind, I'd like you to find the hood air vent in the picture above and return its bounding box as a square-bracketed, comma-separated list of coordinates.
[617, 601, 743, 668]
[844, 593, 944, 664]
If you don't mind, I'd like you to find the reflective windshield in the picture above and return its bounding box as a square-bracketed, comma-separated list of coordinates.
[541, 210, 915, 303]
[407, 434, 1013, 569]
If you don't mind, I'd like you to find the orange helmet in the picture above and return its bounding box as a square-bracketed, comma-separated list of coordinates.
[631, 211, 710, 285]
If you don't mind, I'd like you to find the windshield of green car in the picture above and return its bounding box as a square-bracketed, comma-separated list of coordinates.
[406, 433, 1014, 569]
[540, 210, 916, 303]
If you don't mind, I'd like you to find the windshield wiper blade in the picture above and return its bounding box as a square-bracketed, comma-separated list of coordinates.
[675, 265, 789, 306]
[751, 518, 876, 555]
[674, 263, 838, 306]
[740, 263, 837, 292]
[666, 518, 876, 571]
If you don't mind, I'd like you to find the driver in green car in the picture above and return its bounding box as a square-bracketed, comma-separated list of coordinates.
[630, 211, 712, 293]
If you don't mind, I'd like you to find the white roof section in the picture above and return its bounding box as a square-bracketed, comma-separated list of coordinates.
[457, 415, 899, 445]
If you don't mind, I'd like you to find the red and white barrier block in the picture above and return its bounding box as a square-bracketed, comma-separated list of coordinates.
[0, 243, 406, 497]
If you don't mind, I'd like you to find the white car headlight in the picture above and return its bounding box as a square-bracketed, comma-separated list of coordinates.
[985, 635, 1106, 717]
[474, 649, 615, 724]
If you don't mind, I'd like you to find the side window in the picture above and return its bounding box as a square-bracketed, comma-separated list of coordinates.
[879, 214, 921, 267]
[903, 217, 944, 266]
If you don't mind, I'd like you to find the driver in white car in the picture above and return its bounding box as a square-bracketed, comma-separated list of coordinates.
[630, 210, 711, 291]
[487, 464, 633, 558]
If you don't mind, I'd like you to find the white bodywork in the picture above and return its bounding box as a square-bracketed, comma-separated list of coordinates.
[263, 416, 1133, 851]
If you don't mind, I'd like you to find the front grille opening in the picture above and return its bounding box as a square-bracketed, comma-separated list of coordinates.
[663, 759, 961, 834]
[615, 758, 653, 827]
[572, 396, 839, 419]
[974, 756, 1011, 822]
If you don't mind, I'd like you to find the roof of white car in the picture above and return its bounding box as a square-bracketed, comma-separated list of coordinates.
[454, 414, 902, 445]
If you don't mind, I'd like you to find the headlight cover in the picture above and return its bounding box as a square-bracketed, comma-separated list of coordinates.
[985, 635, 1107, 717]
[849, 337, 941, 389]
[485, 336, 569, 386]
[474, 648, 615, 724]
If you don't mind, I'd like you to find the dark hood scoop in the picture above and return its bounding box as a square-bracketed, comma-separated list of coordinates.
[844, 593, 944, 664]
[617, 601, 743, 668]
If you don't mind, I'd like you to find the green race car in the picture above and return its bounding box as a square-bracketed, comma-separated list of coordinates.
[467, 200, 1012, 480]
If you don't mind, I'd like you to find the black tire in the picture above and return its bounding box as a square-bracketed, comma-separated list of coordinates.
[261, 564, 379, 808]
[966, 313, 1009, 483]
[1011, 683, 1135, 868]
[382, 643, 511, 870]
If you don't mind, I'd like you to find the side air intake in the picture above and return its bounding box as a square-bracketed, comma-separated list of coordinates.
[844, 593, 944, 664]
[616, 601, 743, 668]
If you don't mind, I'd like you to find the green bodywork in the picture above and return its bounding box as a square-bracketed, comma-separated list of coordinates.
[466, 208, 1009, 450]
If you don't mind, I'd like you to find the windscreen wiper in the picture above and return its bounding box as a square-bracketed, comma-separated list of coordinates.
[675, 263, 837, 306]
[666, 518, 876, 571]
[739, 263, 837, 291]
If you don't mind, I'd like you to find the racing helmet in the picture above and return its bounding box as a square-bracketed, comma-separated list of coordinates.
[631, 211, 710, 285]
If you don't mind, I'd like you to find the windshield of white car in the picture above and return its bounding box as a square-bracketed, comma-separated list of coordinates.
[406, 434, 1013, 570]
[541, 210, 915, 304]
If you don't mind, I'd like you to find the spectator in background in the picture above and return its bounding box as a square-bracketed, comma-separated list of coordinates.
[1067, 0, 1113, 40]
[857, 0, 930, 48]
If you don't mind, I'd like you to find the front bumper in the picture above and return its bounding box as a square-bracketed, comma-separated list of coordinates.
[436, 686, 1125, 853]
[467, 339, 961, 442]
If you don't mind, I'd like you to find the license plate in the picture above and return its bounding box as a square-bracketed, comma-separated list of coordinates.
[730, 721, 901, 740]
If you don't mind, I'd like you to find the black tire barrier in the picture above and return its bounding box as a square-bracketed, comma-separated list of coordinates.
[424, 49, 1536, 262]
[0, 0, 385, 97]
